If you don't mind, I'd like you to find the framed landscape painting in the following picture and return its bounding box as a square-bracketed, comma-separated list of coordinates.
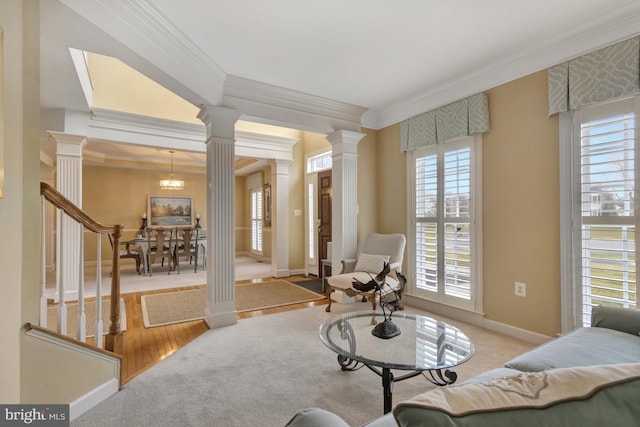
[147, 195, 193, 227]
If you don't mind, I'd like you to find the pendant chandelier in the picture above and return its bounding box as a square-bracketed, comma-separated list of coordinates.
[159, 150, 184, 190]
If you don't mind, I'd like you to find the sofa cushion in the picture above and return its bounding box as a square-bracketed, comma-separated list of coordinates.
[505, 326, 640, 371]
[360, 413, 398, 427]
[591, 305, 640, 336]
[393, 363, 640, 427]
[285, 408, 350, 427]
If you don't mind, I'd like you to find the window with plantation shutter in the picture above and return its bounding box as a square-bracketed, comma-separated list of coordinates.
[409, 136, 482, 311]
[572, 99, 638, 326]
[251, 189, 263, 254]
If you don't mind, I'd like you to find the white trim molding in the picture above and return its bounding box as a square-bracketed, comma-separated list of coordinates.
[224, 76, 367, 133]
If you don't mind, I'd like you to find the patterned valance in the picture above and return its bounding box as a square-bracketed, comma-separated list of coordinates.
[548, 36, 640, 115]
[400, 93, 490, 152]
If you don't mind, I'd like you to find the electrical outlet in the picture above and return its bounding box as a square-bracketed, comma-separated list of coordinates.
[515, 282, 526, 297]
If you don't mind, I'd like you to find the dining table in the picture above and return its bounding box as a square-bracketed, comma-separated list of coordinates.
[126, 229, 207, 275]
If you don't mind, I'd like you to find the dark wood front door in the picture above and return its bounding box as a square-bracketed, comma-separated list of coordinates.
[317, 170, 332, 277]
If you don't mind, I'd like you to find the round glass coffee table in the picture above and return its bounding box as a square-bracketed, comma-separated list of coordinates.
[319, 311, 474, 414]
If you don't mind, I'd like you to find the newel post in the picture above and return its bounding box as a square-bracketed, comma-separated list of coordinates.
[105, 225, 124, 354]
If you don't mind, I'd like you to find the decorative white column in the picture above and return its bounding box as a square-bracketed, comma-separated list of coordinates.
[270, 159, 291, 277]
[326, 130, 365, 270]
[198, 105, 241, 329]
[51, 132, 87, 302]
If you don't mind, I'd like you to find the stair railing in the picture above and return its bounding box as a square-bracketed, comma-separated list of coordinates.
[40, 182, 124, 354]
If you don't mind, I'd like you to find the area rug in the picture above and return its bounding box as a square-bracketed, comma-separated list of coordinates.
[292, 278, 325, 294]
[47, 298, 126, 338]
[140, 280, 325, 328]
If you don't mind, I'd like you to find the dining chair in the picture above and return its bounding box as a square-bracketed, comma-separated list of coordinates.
[108, 234, 143, 275]
[146, 227, 175, 276]
[173, 227, 201, 273]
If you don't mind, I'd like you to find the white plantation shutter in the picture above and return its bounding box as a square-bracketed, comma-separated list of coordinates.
[413, 136, 480, 310]
[251, 189, 263, 253]
[578, 106, 637, 325]
[444, 149, 471, 299]
[416, 153, 438, 291]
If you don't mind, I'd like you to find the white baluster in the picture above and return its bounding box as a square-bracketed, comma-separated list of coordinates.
[95, 234, 103, 348]
[77, 230, 86, 341]
[40, 196, 48, 328]
[57, 211, 67, 335]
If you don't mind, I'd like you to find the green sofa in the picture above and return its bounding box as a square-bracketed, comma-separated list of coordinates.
[286, 305, 640, 427]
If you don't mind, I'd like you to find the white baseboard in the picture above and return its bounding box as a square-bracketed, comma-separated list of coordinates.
[404, 294, 550, 345]
[69, 378, 119, 421]
[271, 268, 290, 278]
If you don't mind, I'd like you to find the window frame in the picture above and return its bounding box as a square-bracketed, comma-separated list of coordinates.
[250, 188, 263, 255]
[560, 96, 640, 332]
[406, 135, 483, 313]
[305, 150, 332, 274]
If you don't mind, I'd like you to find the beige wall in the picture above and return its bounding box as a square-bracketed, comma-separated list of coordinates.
[356, 129, 378, 238]
[0, 0, 24, 403]
[288, 135, 307, 271]
[21, 332, 119, 404]
[376, 124, 407, 235]
[83, 165, 208, 261]
[483, 70, 560, 336]
[0, 0, 41, 403]
[375, 70, 561, 336]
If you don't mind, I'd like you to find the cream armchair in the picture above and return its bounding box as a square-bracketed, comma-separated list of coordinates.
[325, 233, 406, 312]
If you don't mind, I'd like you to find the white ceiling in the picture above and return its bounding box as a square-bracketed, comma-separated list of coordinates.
[151, 0, 639, 114]
[40, 0, 640, 165]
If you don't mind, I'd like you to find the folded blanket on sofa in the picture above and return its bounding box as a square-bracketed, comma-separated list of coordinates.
[393, 363, 640, 427]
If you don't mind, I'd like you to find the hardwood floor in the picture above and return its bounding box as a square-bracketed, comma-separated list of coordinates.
[119, 275, 327, 384]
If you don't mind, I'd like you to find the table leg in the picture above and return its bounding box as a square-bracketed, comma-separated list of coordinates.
[382, 367, 394, 414]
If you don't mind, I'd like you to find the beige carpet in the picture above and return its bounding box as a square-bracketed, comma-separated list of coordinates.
[73, 303, 535, 427]
[141, 280, 325, 328]
[47, 298, 126, 338]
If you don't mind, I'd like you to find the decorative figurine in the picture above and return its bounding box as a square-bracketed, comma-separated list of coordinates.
[352, 262, 407, 339]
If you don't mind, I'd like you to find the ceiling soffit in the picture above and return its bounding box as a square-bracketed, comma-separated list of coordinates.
[44, 108, 299, 167]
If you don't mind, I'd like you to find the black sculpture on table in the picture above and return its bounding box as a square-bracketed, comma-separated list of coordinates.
[352, 262, 407, 339]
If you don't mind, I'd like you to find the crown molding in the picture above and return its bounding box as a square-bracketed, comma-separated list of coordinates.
[53, 108, 206, 154]
[53, 108, 300, 164]
[91, 108, 205, 137]
[372, 3, 640, 129]
[224, 76, 367, 133]
[235, 130, 298, 160]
